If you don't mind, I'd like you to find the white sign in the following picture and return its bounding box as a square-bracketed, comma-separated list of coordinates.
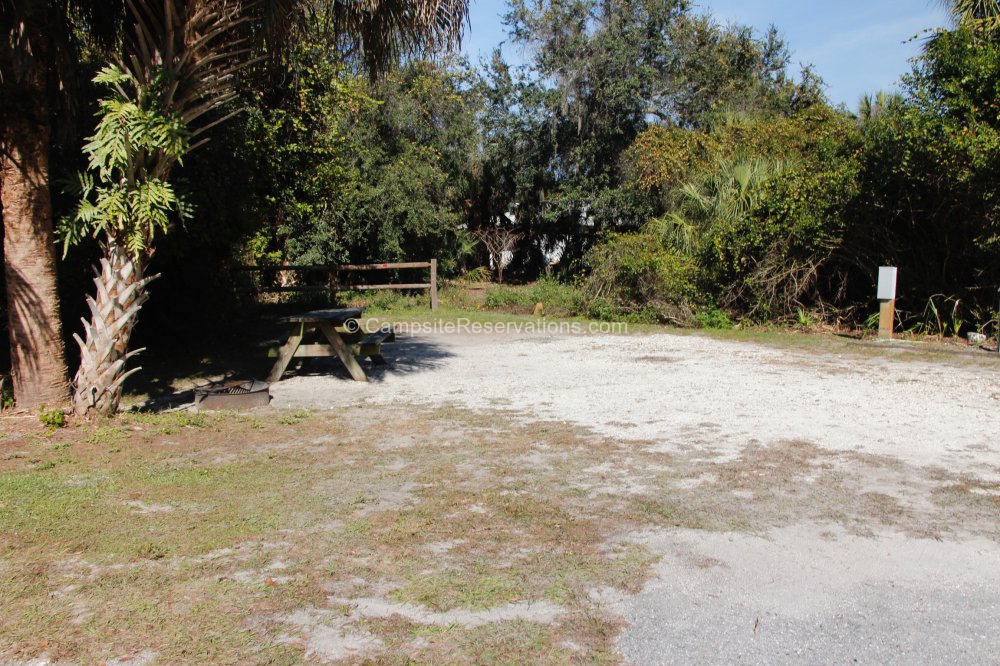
[877, 267, 897, 301]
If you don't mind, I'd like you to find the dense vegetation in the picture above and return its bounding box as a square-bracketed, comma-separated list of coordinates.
[170, 0, 1000, 335]
[3, 0, 1000, 409]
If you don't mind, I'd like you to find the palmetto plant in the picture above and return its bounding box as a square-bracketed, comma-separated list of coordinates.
[652, 157, 789, 258]
[60, 0, 467, 417]
[59, 63, 195, 415]
[59, 0, 260, 417]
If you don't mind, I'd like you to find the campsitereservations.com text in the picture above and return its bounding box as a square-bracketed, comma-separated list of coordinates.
[351, 318, 628, 336]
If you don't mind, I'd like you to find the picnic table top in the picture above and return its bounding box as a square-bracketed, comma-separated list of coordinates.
[277, 308, 363, 325]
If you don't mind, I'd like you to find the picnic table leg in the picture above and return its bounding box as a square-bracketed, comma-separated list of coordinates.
[267, 328, 305, 383]
[319, 322, 368, 382]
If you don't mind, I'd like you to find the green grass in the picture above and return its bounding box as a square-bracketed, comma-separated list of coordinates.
[483, 278, 583, 315]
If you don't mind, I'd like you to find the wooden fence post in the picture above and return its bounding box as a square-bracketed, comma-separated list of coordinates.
[328, 267, 340, 303]
[430, 258, 439, 311]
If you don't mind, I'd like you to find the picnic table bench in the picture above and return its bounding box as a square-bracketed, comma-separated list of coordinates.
[263, 308, 394, 383]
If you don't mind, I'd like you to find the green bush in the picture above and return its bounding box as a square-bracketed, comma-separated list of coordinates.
[339, 289, 426, 313]
[527, 278, 583, 314]
[483, 278, 583, 315]
[695, 306, 734, 330]
[582, 232, 699, 325]
[585, 297, 620, 322]
[483, 285, 534, 309]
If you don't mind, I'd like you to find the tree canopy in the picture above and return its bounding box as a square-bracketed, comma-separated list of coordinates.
[4, 0, 1000, 410]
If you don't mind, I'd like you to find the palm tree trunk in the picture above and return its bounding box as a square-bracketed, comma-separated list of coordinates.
[72, 241, 155, 417]
[0, 51, 71, 410]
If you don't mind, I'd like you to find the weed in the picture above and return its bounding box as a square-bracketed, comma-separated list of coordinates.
[136, 541, 168, 560]
[483, 278, 582, 316]
[795, 307, 817, 329]
[922, 294, 965, 337]
[344, 519, 373, 536]
[393, 568, 527, 611]
[38, 407, 67, 430]
[340, 288, 426, 313]
[278, 408, 312, 425]
[86, 426, 128, 446]
[484, 285, 534, 310]
[121, 410, 209, 435]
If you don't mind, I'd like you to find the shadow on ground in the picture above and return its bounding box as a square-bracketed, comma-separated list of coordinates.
[125, 324, 453, 412]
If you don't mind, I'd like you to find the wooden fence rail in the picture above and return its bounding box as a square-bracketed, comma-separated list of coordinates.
[238, 260, 439, 311]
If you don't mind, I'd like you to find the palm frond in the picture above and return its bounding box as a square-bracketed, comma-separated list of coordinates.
[323, 0, 469, 77]
[937, 0, 1000, 32]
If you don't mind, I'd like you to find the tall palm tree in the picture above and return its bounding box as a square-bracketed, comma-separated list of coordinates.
[0, 1, 125, 409]
[2, 0, 466, 414]
[63, 0, 467, 417]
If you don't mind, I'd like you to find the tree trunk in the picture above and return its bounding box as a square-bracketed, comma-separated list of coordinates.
[72, 241, 155, 417]
[0, 52, 71, 410]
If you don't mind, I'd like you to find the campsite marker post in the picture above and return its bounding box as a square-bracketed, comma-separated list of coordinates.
[877, 267, 898, 340]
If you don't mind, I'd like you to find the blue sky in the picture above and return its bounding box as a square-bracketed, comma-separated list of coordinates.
[460, 0, 951, 109]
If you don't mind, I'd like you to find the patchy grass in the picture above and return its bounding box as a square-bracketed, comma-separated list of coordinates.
[0, 406, 651, 664]
[0, 402, 995, 664]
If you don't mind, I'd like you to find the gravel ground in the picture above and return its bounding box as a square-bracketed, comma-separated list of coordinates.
[269, 328, 1000, 665]
[617, 525, 1000, 666]
[271, 330, 1000, 476]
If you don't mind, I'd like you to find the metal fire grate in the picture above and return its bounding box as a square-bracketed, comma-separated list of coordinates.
[194, 379, 271, 411]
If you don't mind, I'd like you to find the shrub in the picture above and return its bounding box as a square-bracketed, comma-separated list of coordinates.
[695, 306, 734, 330]
[483, 278, 583, 315]
[527, 278, 583, 315]
[582, 232, 699, 325]
[483, 285, 534, 310]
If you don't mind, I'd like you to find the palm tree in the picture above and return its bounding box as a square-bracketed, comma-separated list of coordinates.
[945, 0, 1000, 29]
[654, 156, 789, 259]
[62, 0, 467, 416]
[857, 91, 903, 124]
[0, 1, 125, 409]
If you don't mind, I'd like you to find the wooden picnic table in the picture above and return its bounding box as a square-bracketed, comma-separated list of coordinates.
[265, 308, 393, 383]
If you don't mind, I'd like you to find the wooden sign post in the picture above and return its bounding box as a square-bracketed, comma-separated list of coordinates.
[877, 267, 897, 340]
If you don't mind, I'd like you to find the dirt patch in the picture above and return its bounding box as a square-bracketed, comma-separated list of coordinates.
[327, 596, 567, 627]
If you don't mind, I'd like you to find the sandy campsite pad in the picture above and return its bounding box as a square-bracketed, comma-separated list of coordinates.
[270, 328, 1000, 664]
[272, 329, 1000, 477]
[616, 525, 1000, 665]
[2, 329, 998, 664]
